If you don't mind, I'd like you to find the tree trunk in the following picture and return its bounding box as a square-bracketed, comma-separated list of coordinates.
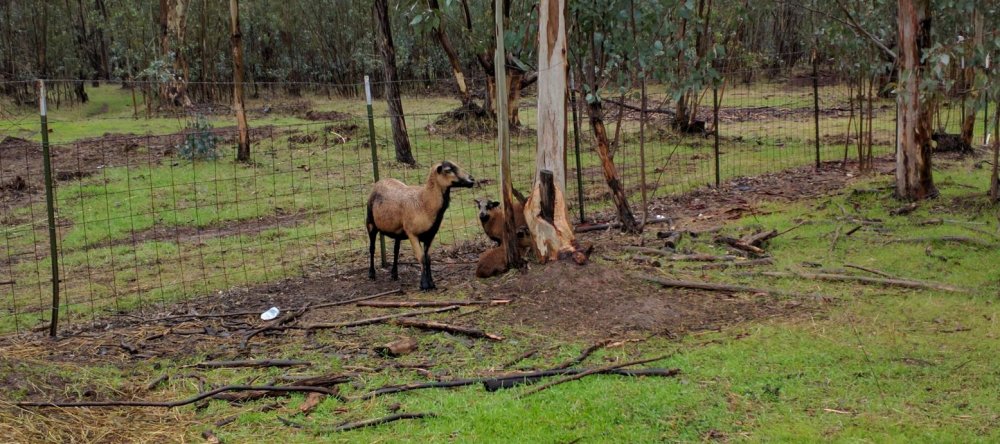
[587, 101, 640, 233]
[523, 0, 579, 262]
[374, 0, 415, 165]
[895, 0, 936, 200]
[160, 0, 192, 106]
[427, 0, 471, 106]
[991, 99, 999, 201]
[94, 0, 111, 80]
[959, 9, 983, 147]
[230, 0, 250, 162]
[494, 0, 521, 269]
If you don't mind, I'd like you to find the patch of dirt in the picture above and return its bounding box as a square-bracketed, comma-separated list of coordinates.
[484, 260, 808, 338]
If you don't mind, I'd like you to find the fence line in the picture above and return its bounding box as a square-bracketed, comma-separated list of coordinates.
[3, 70, 992, 335]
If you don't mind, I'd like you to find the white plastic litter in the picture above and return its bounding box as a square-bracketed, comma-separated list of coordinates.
[261, 307, 280, 321]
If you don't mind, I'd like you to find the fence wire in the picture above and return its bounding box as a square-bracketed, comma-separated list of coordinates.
[0, 68, 991, 335]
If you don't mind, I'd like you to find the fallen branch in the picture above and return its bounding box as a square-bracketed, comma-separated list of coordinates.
[240, 303, 312, 349]
[520, 353, 674, 397]
[349, 367, 681, 401]
[829, 225, 843, 252]
[843, 263, 896, 279]
[14, 385, 339, 408]
[697, 258, 774, 270]
[190, 359, 312, 370]
[392, 318, 504, 341]
[888, 236, 995, 248]
[755, 271, 966, 293]
[151, 289, 402, 323]
[358, 300, 509, 308]
[303, 306, 459, 330]
[483, 367, 680, 391]
[740, 229, 778, 247]
[279, 412, 434, 433]
[623, 246, 739, 262]
[715, 236, 766, 255]
[636, 274, 801, 297]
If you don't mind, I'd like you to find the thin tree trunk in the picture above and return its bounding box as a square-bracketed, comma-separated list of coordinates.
[990, 99, 999, 201]
[960, 9, 983, 147]
[374, 0, 415, 165]
[427, 0, 471, 106]
[587, 100, 639, 233]
[230, 0, 250, 162]
[895, 0, 936, 200]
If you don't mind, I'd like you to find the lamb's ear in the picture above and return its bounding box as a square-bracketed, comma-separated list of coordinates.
[437, 162, 453, 174]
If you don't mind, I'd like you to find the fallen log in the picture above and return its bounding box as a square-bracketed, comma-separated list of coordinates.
[520, 353, 675, 397]
[657, 231, 682, 249]
[303, 306, 459, 330]
[392, 318, 504, 341]
[190, 359, 312, 370]
[755, 271, 966, 293]
[14, 385, 340, 409]
[358, 300, 509, 308]
[632, 254, 662, 267]
[740, 229, 778, 247]
[715, 236, 766, 255]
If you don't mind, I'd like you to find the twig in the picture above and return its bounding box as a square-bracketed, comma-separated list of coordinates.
[551, 341, 611, 370]
[303, 306, 459, 330]
[501, 348, 539, 369]
[520, 353, 674, 397]
[829, 224, 843, 252]
[357, 299, 509, 308]
[843, 264, 896, 279]
[279, 412, 434, 433]
[622, 246, 739, 262]
[15, 385, 339, 408]
[189, 359, 312, 369]
[755, 271, 966, 293]
[144, 374, 170, 391]
[392, 318, 504, 341]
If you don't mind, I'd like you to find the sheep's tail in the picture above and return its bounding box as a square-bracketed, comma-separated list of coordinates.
[365, 193, 376, 234]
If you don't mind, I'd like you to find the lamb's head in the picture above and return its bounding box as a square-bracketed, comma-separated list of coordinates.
[475, 198, 501, 223]
[432, 161, 475, 189]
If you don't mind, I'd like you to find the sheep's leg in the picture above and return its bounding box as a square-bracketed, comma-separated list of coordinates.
[407, 234, 426, 290]
[391, 238, 401, 280]
[420, 238, 436, 290]
[368, 228, 378, 280]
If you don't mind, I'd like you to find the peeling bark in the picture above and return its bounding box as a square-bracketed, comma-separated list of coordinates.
[895, 0, 936, 200]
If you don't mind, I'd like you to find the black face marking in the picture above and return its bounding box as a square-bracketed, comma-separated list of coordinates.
[487, 201, 500, 210]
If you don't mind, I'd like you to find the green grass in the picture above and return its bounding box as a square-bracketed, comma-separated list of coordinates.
[3, 160, 997, 442]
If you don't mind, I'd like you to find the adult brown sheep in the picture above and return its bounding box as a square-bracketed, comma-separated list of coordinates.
[366, 161, 475, 290]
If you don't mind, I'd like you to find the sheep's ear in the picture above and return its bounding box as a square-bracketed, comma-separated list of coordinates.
[437, 163, 453, 174]
[487, 201, 500, 210]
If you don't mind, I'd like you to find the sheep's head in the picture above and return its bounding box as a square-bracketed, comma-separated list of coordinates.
[475, 198, 501, 223]
[433, 161, 475, 189]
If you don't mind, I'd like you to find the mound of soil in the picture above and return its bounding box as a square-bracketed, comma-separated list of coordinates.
[485, 261, 806, 339]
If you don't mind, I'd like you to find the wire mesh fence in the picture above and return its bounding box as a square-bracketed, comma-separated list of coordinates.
[0, 64, 993, 335]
